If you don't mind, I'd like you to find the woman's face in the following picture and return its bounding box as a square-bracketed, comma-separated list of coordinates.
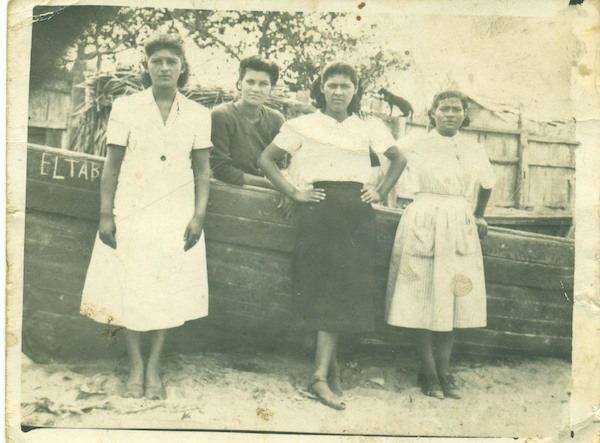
[147, 48, 184, 89]
[432, 97, 465, 136]
[321, 74, 356, 115]
[238, 69, 272, 107]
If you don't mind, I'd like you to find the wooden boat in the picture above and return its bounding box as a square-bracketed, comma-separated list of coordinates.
[21, 144, 574, 361]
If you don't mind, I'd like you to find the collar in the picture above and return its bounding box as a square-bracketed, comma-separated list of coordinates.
[317, 110, 360, 125]
[429, 129, 461, 141]
[142, 87, 182, 110]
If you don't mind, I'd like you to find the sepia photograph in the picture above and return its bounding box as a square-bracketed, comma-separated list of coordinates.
[5, 1, 600, 441]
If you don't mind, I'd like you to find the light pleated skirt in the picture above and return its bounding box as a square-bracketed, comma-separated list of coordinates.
[386, 193, 487, 331]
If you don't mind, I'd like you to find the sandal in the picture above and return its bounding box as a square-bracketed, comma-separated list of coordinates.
[417, 370, 444, 400]
[122, 379, 144, 399]
[439, 373, 461, 399]
[308, 378, 346, 411]
[145, 378, 167, 400]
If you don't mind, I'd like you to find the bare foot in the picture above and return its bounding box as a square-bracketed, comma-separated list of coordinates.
[122, 364, 144, 398]
[145, 361, 166, 400]
[308, 378, 345, 411]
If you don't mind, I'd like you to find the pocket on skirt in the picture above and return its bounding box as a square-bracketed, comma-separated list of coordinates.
[404, 224, 435, 257]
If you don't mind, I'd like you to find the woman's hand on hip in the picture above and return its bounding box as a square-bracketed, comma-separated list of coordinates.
[291, 188, 326, 203]
[361, 187, 383, 204]
[184, 215, 204, 251]
[99, 214, 117, 249]
[474, 216, 488, 239]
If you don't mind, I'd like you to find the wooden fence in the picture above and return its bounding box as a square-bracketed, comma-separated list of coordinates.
[395, 121, 577, 214]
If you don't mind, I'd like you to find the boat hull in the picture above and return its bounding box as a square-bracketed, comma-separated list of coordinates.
[22, 145, 574, 360]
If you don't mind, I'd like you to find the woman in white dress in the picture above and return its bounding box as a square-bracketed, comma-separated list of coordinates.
[259, 62, 406, 410]
[80, 34, 212, 400]
[386, 90, 495, 399]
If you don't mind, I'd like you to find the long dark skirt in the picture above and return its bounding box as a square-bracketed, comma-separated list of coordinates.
[293, 181, 376, 333]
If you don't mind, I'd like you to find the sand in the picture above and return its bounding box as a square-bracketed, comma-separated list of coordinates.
[20, 347, 572, 439]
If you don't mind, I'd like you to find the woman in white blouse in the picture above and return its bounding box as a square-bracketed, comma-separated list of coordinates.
[81, 34, 212, 400]
[386, 90, 495, 400]
[258, 62, 406, 410]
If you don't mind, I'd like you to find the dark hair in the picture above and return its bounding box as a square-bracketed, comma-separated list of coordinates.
[310, 62, 363, 115]
[141, 33, 189, 88]
[237, 56, 279, 87]
[428, 90, 471, 128]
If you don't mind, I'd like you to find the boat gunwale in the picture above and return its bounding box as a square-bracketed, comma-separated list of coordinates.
[26, 143, 574, 245]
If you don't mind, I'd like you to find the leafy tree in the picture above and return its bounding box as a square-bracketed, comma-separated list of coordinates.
[33, 6, 410, 92]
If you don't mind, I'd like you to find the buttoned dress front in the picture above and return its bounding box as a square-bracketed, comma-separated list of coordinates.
[386, 131, 496, 331]
[81, 89, 212, 332]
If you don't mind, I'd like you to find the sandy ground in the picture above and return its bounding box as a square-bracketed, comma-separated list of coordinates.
[20, 349, 572, 439]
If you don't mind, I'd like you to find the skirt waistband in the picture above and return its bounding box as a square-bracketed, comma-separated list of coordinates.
[313, 181, 363, 189]
[310, 181, 367, 204]
[414, 192, 467, 202]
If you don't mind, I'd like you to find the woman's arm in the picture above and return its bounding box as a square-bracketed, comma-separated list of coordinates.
[258, 144, 325, 203]
[361, 146, 407, 204]
[474, 185, 492, 239]
[98, 144, 126, 249]
[242, 173, 274, 189]
[184, 148, 211, 251]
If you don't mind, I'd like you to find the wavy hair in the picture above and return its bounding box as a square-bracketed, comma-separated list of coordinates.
[141, 33, 189, 88]
[310, 62, 363, 115]
[237, 55, 279, 87]
[428, 90, 471, 128]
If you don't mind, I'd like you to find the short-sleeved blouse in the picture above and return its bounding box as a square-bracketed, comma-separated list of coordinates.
[404, 130, 496, 200]
[272, 111, 395, 187]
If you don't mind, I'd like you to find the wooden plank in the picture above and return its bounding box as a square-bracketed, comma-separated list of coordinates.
[486, 314, 571, 337]
[489, 162, 517, 208]
[27, 145, 103, 190]
[206, 240, 291, 276]
[487, 283, 573, 308]
[23, 284, 84, 316]
[527, 141, 576, 168]
[369, 326, 571, 358]
[205, 213, 295, 253]
[482, 229, 574, 267]
[483, 256, 573, 291]
[481, 132, 520, 159]
[22, 309, 126, 363]
[28, 90, 50, 124]
[208, 182, 292, 224]
[28, 121, 68, 130]
[208, 258, 291, 293]
[27, 179, 101, 221]
[457, 329, 571, 357]
[527, 166, 572, 211]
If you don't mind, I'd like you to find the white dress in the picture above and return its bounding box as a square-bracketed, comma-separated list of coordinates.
[386, 130, 496, 331]
[80, 89, 212, 331]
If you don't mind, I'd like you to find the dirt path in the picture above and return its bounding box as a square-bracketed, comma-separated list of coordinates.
[21, 350, 571, 438]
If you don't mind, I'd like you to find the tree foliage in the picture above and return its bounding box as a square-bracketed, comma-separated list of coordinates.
[34, 6, 410, 92]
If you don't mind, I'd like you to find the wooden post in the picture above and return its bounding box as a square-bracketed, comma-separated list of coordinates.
[516, 106, 530, 210]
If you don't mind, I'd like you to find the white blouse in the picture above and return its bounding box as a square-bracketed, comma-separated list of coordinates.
[272, 111, 395, 188]
[403, 130, 496, 200]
